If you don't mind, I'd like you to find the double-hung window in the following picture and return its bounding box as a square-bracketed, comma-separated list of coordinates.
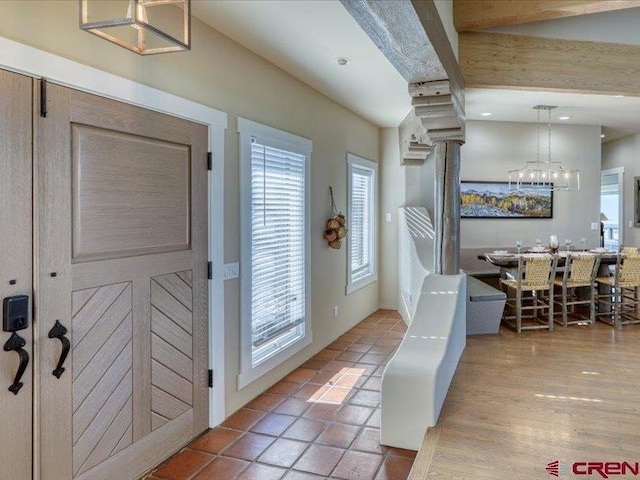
[238, 118, 312, 389]
[346, 153, 377, 294]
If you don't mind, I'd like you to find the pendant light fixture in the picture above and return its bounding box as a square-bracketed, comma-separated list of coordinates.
[80, 0, 191, 55]
[508, 105, 580, 191]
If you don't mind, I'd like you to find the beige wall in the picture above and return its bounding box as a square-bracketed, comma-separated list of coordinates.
[379, 128, 402, 309]
[0, 1, 379, 415]
[603, 135, 638, 245]
[458, 120, 601, 248]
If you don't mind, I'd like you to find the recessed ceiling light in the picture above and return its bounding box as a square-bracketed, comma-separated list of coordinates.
[601, 134, 606, 138]
[335, 57, 351, 66]
[480, 112, 492, 117]
[615, 95, 624, 98]
[559, 116, 571, 120]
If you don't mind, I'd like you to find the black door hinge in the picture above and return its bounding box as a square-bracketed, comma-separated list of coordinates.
[40, 79, 47, 118]
[208, 369, 213, 388]
[207, 152, 212, 171]
[207, 261, 212, 280]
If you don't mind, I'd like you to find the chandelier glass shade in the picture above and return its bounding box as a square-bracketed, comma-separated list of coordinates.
[79, 0, 191, 55]
[508, 105, 580, 192]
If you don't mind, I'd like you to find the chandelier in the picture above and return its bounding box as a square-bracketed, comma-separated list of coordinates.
[80, 0, 191, 55]
[508, 105, 580, 191]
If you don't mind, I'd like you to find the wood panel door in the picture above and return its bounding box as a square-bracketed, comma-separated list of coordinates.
[37, 83, 209, 480]
[0, 69, 33, 480]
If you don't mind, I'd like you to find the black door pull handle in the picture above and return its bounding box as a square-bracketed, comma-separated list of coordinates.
[48, 320, 70, 379]
[3, 332, 29, 395]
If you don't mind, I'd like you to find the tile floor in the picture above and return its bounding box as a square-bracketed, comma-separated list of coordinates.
[146, 310, 415, 480]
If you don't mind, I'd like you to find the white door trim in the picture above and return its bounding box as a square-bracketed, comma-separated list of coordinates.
[602, 167, 624, 249]
[0, 36, 227, 427]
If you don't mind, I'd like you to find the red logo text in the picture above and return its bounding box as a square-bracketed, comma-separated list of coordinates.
[573, 462, 640, 479]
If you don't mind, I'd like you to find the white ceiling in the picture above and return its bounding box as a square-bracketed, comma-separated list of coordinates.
[192, 0, 410, 128]
[466, 88, 640, 142]
[192, 1, 640, 140]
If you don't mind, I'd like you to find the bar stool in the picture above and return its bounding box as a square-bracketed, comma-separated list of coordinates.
[553, 253, 601, 327]
[500, 254, 557, 333]
[596, 254, 640, 327]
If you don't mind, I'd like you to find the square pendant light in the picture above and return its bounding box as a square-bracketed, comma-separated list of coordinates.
[80, 0, 191, 55]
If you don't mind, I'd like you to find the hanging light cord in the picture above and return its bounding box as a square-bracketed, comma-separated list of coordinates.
[537, 108, 541, 164]
[547, 107, 552, 165]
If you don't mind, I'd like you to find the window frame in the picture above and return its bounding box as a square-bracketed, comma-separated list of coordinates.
[346, 153, 378, 295]
[237, 118, 312, 389]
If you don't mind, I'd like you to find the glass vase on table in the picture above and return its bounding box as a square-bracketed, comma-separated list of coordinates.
[565, 238, 573, 253]
[549, 235, 559, 254]
[515, 240, 523, 255]
[580, 237, 587, 251]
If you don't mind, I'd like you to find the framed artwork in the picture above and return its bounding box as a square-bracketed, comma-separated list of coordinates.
[634, 176, 640, 227]
[460, 181, 553, 219]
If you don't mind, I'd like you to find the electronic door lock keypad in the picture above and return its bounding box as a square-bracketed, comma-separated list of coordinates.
[3, 295, 29, 332]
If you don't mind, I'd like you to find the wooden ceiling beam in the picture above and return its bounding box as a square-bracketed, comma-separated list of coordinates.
[460, 31, 640, 95]
[454, 0, 640, 32]
[341, 0, 465, 156]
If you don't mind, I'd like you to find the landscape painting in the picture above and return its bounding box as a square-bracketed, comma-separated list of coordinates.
[460, 181, 553, 219]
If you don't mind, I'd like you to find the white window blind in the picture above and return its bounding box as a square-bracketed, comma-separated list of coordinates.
[350, 167, 373, 282]
[347, 154, 377, 294]
[250, 139, 307, 366]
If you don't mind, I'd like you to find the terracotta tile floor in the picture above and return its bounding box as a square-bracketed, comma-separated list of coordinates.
[147, 310, 415, 480]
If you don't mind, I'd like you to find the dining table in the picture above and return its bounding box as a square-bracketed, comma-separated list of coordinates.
[478, 249, 619, 269]
[478, 249, 619, 313]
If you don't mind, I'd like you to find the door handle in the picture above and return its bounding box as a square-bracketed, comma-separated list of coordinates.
[48, 320, 70, 379]
[3, 332, 29, 395]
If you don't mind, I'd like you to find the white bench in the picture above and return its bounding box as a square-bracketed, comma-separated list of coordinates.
[380, 273, 467, 451]
[466, 276, 506, 335]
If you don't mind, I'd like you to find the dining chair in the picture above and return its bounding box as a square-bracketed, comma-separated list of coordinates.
[596, 253, 640, 327]
[553, 253, 601, 327]
[500, 254, 558, 333]
[620, 246, 640, 256]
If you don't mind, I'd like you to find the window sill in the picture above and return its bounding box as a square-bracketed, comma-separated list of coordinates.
[237, 331, 313, 390]
[346, 274, 377, 295]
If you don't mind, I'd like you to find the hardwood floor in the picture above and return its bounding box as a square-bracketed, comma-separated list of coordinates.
[410, 323, 640, 479]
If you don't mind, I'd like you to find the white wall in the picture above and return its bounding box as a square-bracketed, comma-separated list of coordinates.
[457, 120, 601, 248]
[0, 1, 380, 416]
[603, 134, 640, 245]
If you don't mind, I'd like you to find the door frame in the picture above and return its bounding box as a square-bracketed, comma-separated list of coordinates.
[601, 167, 624, 249]
[0, 36, 227, 427]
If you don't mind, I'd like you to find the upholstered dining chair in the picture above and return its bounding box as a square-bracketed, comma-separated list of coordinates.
[553, 253, 601, 327]
[500, 254, 558, 333]
[596, 254, 640, 327]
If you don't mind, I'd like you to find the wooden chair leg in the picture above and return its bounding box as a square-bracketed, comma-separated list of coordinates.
[562, 286, 568, 327]
[516, 289, 522, 334]
[548, 288, 554, 331]
[589, 286, 596, 325]
[614, 287, 622, 328]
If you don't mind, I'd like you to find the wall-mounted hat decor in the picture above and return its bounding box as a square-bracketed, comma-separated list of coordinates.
[324, 186, 347, 249]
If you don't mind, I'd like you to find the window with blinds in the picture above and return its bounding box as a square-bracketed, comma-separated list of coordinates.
[250, 140, 307, 366]
[347, 154, 377, 294]
[238, 118, 312, 386]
